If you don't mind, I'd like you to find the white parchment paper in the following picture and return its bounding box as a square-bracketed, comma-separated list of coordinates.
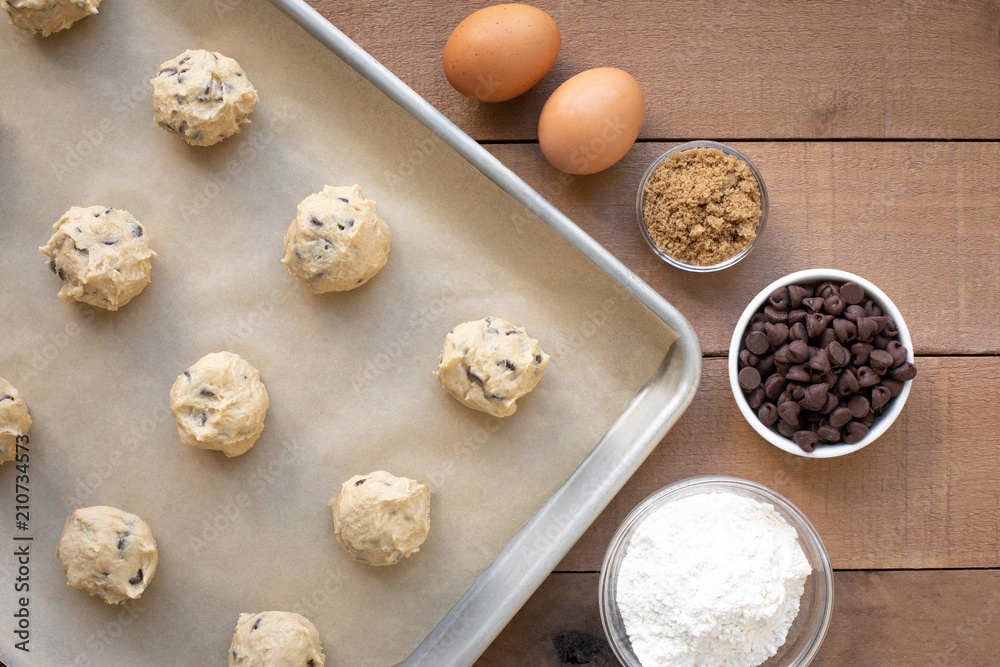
[0, 0, 677, 664]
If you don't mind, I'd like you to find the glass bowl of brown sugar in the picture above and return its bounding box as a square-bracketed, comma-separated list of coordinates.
[636, 141, 768, 272]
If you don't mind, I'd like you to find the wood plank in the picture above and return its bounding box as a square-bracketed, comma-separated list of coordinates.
[558, 357, 1000, 572]
[475, 570, 1000, 666]
[309, 0, 1000, 140]
[483, 141, 1000, 356]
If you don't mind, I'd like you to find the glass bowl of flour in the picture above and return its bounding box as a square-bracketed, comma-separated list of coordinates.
[599, 476, 833, 667]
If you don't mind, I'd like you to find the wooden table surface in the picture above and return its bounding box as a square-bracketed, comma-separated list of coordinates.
[311, 1, 1000, 664]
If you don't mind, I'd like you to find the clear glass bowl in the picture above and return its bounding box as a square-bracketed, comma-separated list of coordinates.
[599, 476, 833, 667]
[636, 140, 769, 272]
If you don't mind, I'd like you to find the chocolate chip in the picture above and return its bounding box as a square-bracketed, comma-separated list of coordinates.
[840, 281, 865, 305]
[769, 286, 789, 310]
[311, 216, 323, 227]
[466, 368, 485, 387]
[777, 420, 797, 438]
[199, 412, 208, 425]
[788, 284, 810, 308]
[802, 296, 825, 313]
[850, 342, 874, 366]
[57, 267, 67, 281]
[808, 348, 831, 374]
[765, 322, 789, 347]
[864, 299, 883, 317]
[500, 359, 516, 372]
[833, 318, 858, 343]
[794, 430, 819, 452]
[183, 370, 191, 379]
[829, 406, 853, 428]
[787, 340, 809, 364]
[817, 424, 841, 442]
[837, 368, 861, 396]
[816, 327, 838, 349]
[827, 341, 850, 368]
[117, 533, 128, 552]
[889, 362, 917, 382]
[534, 355, 542, 364]
[739, 367, 762, 392]
[799, 383, 829, 411]
[252, 616, 262, 631]
[816, 281, 839, 299]
[885, 340, 908, 367]
[823, 295, 845, 316]
[758, 402, 778, 426]
[871, 385, 891, 411]
[764, 305, 788, 324]
[132, 224, 143, 238]
[857, 366, 880, 387]
[0, 395, 10, 402]
[843, 304, 866, 322]
[848, 395, 871, 418]
[883, 316, 899, 337]
[757, 354, 775, 377]
[787, 309, 808, 326]
[857, 317, 881, 342]
[745, 330, 770, 356]
[200, 388, 215, 397]
[821, 391, 839, 414]
[355, 478, 367, 486]
[786, 364, 811, 383]
[806, 313, 832, 339]
[778, 400, 801, 425]
[788, 322, 808, 342]
[869, 349, 893, 374]
[746, 387, 766, 409]
[881, 378, 904, 397]
[764, 374, 786, 399]
[843, 421, 869, 444]
[128, 569, 143, 585]
[739, 348, 757, 369]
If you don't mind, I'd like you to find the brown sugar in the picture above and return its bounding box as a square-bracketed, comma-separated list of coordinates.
[642, 147, 762, 266]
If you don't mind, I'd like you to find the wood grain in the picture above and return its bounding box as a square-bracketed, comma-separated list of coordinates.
[558, 356, 1000, 571]
[476, 570, 1000, 666]
[308, 0, 1000, 141]
[483, 141, 1000, 356]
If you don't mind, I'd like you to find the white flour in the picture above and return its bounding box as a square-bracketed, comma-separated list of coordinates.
[616, 492, 812, 667]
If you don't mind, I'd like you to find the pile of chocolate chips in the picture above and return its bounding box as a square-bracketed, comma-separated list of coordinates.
[737, 280, 917, 452]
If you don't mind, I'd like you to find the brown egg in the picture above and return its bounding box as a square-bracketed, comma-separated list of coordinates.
[538, 67, 645, 175]
[443, 4, 560, 103]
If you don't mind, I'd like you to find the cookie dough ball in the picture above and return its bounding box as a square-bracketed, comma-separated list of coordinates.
[56, 506, 158, 605]
[150, 49, 258, 147]
[229, 611, 326, 667]
[282, 185, 391, 293]
[2, 0, 99, 36]
[329, 471, 430, 567]
[39, 206, 155, 311]
[434, 316, 550, 417]
[0, 378, 31, 465]
[169, 352, 269, 457]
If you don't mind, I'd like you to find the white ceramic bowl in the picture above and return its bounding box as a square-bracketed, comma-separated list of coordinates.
[636, 140, 769, 272]
[729, 269, 914, 458]
[599, 476, 833, 667]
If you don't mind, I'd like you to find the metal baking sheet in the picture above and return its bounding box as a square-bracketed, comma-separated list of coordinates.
[262, 1, 702, 664]
[0, 1, 700, 665]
